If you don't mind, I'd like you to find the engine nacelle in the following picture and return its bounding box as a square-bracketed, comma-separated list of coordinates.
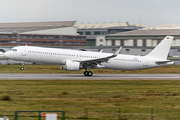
[61, 60, 80, 71]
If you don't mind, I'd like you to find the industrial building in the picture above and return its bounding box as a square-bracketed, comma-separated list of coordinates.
[96, 24, 180, 47]
[104, 29, 180, 47]
[77, 22, 147, 46]
[0, 21, 86, 46]
[94, 25, 180, 60]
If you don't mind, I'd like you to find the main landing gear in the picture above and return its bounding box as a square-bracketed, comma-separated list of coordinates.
[84, 71, 93, 76]
[84, 67, 93, 77]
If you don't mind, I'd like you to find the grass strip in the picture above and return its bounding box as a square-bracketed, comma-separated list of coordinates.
[0, 80, 179, 119]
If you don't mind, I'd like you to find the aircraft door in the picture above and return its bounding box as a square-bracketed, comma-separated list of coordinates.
[143, 58, 148, 67]
[21, 46, 27, 56]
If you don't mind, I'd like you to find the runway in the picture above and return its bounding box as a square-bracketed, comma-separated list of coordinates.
[0, 73, 180, 80]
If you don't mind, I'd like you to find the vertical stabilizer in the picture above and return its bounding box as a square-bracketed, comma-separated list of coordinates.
[146, 36, 174, 60]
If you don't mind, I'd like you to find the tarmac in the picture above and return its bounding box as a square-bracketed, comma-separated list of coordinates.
[0, 73, 180, 80]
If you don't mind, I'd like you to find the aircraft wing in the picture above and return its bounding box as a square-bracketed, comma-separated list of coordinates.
[76, 47, 122, 68]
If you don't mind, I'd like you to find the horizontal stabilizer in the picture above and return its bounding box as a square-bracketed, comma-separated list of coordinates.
[156, 60, 175, 65]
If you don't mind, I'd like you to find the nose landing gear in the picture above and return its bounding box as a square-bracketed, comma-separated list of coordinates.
[20, 67, 24, 70]
[20, 62, 25, 70]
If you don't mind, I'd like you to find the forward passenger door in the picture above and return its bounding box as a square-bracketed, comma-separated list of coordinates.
[21, 46, 27, 56]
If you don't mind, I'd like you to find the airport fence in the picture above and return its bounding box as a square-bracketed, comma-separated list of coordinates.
[14, 111, 65, 120]
[67, 108, 180, 120]
[0, 108, 180, 120]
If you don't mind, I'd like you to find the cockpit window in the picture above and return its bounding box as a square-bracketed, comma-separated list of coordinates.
[11, 49, 17, 52]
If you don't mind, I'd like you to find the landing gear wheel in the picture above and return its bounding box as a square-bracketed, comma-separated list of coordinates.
[84, 67, 93, 77]
[87, 71, 93, 77]
[20, 67, 24, 70]
[84, 71, 88, 76]
[21, 62, 25, 70]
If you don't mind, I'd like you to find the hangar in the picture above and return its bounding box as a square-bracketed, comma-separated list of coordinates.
[0, 21, 86, 47]
[98, 24, 180, 47]
[95, 26, 180, 59]
[105, 29, 180, 47]
[77, 22, 147, 46]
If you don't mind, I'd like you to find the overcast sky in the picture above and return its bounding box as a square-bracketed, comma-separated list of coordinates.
[0, 0, 179, 26]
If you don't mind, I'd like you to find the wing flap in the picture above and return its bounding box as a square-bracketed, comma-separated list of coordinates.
[76, 47, 122, 68]
[80, 46, 122, 63]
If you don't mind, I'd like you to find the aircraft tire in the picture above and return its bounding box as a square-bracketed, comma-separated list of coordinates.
[84, 71, 88, 76]
[87, 71, 93, 77]
[20, 67, 24, 70]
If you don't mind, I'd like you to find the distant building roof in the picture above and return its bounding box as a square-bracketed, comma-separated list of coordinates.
[77, 22, 148, 29]
[0, 21, 76, 33]
[107, 29, 180, 36]
[154, 24, 180, 29]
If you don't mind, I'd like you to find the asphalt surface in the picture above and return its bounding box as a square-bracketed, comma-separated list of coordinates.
[0, 73, 180, 80]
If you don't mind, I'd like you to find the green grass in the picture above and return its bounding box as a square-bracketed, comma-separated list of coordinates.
[1, 64, 180, 73]
[0, 65, 180, 119]
[0, 80, 180, 119]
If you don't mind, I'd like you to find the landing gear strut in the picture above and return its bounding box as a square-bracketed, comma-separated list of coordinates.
[20, 62, 25, 70]
[84, 68, 93, 77]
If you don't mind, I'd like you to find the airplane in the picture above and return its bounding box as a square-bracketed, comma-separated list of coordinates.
[4, 36, 175, 77]
[0, 49, 6, 57]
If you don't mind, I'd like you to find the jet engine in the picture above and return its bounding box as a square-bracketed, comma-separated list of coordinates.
[61, 60, 80, 71]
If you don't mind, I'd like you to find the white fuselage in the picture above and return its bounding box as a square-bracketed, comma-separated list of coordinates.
[4, 46, 172, 70]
